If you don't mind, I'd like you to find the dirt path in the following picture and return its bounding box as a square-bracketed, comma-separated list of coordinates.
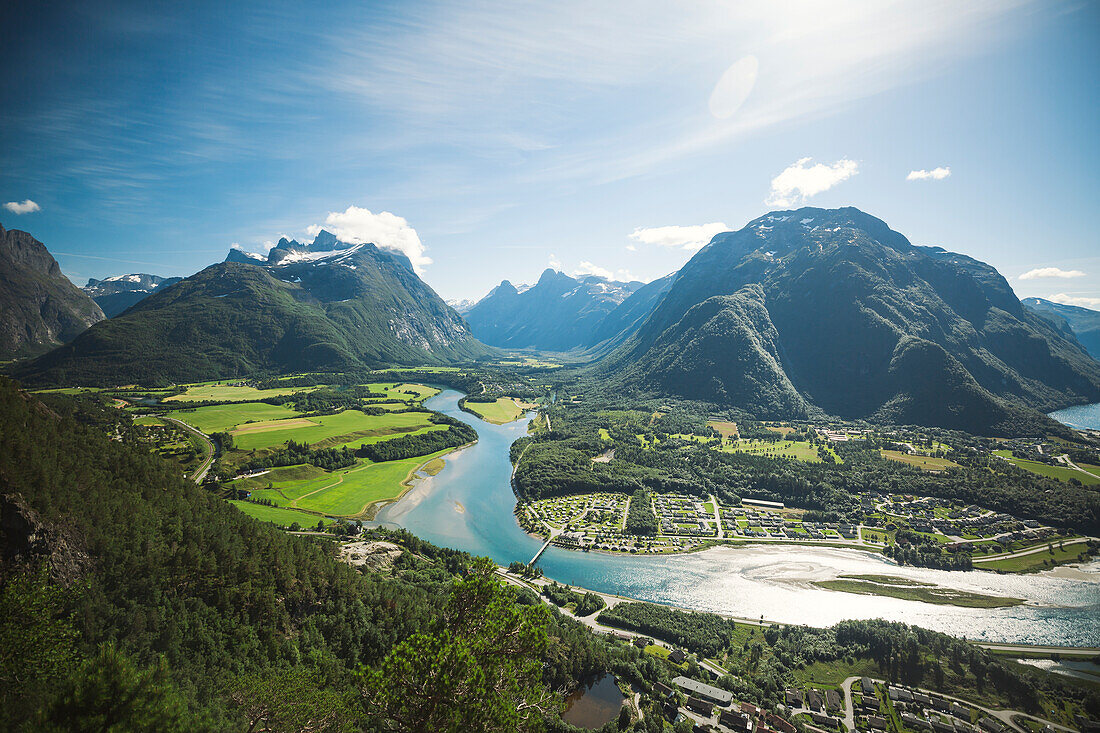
[163, 417, 215, 483]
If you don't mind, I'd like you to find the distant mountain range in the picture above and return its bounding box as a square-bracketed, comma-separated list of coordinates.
[17, 231, 488, 385]
[602, 207, 1100, 435]
[1022, 297, 1100, 359]
[0, 223, 104, 359]
[82, 273, 183, 317]
[464, 268, 658, 351]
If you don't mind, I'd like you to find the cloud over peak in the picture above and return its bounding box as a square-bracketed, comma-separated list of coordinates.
[766, 158, 858, 207]
[907, 167, 951, 181]
[1018, 267, 1086, 280]
[3, 199, 40, 215]
[308, 206, 430, 274]
[1049, 293, 1100, 309]
[629, 222, 729, 252]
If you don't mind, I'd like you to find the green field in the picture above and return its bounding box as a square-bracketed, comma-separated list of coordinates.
[974, 543, 1094, 573]
[234, 449, 456, 517]
[167, 402, 302, 433]
[813, 576, 1023, 608]
[993, 451, 1100, 485]
[880, 449, 960, 471]
[229, 500, 334, 527]
[132, 415, 163, 426]
[724, 439, 840, 463]
[465, 397, 532, 425]
[163, 383, 322, 403]
[229, 409, 440, 450]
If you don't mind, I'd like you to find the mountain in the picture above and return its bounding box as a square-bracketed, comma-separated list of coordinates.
[1022, 297, 1100, 359]
[446, 297, 477, 314]
[0, 224, 104, 359]
[17, 230, 489, 386]
[465, 269, 644, 351]
[82, 273, 183, 317]
[605, 207, 1100, 434]
[587, 272, 676, 351]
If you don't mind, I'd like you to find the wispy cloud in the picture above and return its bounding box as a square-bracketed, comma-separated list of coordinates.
[3, 199, 40, 214]
[307, 206, 430, 274]
[630, 222, 729, 252]
[1018, 267, 1086, 280]
[766, 158, 858, 207]
[907, 167, 952, 180]
[574, 261, 636, 282]
[1049, 293, 1100, 309]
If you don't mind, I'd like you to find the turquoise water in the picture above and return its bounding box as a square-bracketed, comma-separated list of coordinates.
[375, 391, 1100, 646]
[1049, 402, 1100, 430]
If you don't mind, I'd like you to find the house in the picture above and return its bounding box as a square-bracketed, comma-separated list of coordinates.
[868, 716, 888, 730]
[810, 712, 840, 727]
[826, 690, 842, 711]
[653, 682, 674, 698]
[861, 678, 875, 695]
[669, 649, 687, 664]
[741, 702, 761, 717]
[979, 718, 1006, 733]
[767, 713, 796, 733]
[902, 713, 930, 729]
[633, 636, 650, 649]
[785, 689, 804, 707]
[673, 676, 734, 706]
[807, 689, 824, 711]
[686, 695, 713, 715]
[931, 719, 956, 733]
[720, 710, 754, 732]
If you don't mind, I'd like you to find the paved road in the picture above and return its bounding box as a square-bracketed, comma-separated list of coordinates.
[163, 417, 215, 483]
[972, 536, 1091, 563]
[973, 642, 1100, 655]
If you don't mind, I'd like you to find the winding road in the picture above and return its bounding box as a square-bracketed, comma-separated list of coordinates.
[163, 417, 215, 483]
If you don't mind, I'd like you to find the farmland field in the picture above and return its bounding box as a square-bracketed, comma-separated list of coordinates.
[993, 450, 1100, 485]
[166, 402, 302, 433]
[163, 383, 322, 403]
[723, 439, 840, 463]
[229, 500, 334, 527]
[706, 420, 739, 439]
[880, 450, 960, 471]
[229, 409, 440, 450]
[464, 397, 533, 425]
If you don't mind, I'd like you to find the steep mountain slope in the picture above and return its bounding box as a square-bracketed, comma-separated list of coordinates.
[17, 231, 489, 385]
[607, 207, 1100, 433]
[587, 272, 676, 351]
[82, 273, 183, 317]
[465, 269, 643, 350]
[0, 224, 104, 358]
[1023, 297, 1100, 359]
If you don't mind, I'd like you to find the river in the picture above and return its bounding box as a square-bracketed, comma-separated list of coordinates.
[375, 390, 1100, 646]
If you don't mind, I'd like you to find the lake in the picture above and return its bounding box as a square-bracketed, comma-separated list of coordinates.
[1049, 402, 1100, 430]
[375, 390, 1100, 647]
[561, 674, 624, 729]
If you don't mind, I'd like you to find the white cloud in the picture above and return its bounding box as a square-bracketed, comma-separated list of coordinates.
[573, 261, 637, 282]
[907, 166, 951, 181]
[547, 253, 562, 271]
[3, 199, 40, 215]
[1049, 293, 1100, 309]
[766, 158, 858, 207]
[1018, 267, 1086, 280]
[625, 243, 637, 252]
[629, 222, 729, 252]
[575, 261, 614, 279]
[708, 55, 759, 119]
[308, 206, 430, 274]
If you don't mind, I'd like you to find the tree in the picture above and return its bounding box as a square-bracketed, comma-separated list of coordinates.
[40, 643, 191, 731]
[228, 667, 361, 733]
[361, 558, 560, 732]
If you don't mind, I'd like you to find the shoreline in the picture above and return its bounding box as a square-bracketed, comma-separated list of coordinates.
[358, 438, 479, 520]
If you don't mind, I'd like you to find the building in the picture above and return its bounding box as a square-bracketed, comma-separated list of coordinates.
[668, 649, 687, 664]
[785, 689, 804, 707]
[861, 678, 875, 695]
[686, 695, 713, 715]
[767, 713, 796, 733]
[807, 689, 824, 711]
[826, 690, 842, 710]
[721, 710, 754, 732]
[653, 682, 674, 698]
[673, 676, 734, 706]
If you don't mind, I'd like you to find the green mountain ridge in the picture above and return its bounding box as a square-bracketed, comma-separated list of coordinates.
[603, 207, 1100, 434]
[16, 233, 490, 386]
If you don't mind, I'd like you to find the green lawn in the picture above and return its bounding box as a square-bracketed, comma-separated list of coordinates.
[167, 402, 302, 433]
[229, 500, 334, 527]
[132, 415, 163, 426]
[230, 409, 437, 450]
[465, 397, 530, 424]
[290, 449, 455, 516]
[163, 383, 322, 403]
[993, 451, 1100, 485]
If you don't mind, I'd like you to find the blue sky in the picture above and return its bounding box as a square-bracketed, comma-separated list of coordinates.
[1, 0, 1097, 306]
